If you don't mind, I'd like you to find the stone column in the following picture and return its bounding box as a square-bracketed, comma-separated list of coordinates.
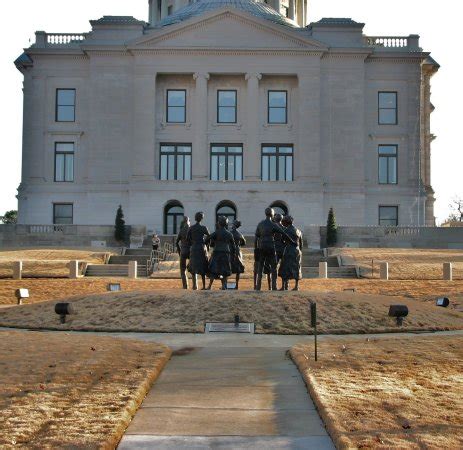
[380, 262, 389, 280]
[69, 260, 79, 279]
[289, 0, 295, 19]
[192, 72, 210, 180]
[274, 0, 282, 14]
[132, 72, 156, 180]
[128, 261, 138, 279]
[148, 0, 159, 24]
[161, 0, 168, 19]
[443, 262, 453, 281]
[245, 72, 262, 181]
[13, 261, 22, 280]
[319, 262, 328, 279]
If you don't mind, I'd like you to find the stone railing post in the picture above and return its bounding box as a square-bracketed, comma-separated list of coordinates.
[380, 262, 389, 280]
[69, 260, 79, 279]
[128, 260, 138, 279]
[408, 34, 420, 50]
[319, 262, 328, 279]
[35, 31, 47, 47]
[13, 261, 23, 280]
[443, 263, 453, 281]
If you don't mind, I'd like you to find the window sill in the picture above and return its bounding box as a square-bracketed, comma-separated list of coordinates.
[160, 122, 192, 129]
[211, 122, 242, 130]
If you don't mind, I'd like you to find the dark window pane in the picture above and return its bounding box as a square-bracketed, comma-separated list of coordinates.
[379, 145, 397, 155]
[378, 157, 388, 184]
[54, 204, 73, 224]
[211, 155, 218, 180]
[65, 154, 74, 181]
[388, 158, 397, 183]
[168, 155, 175, 179]
[178, 155, 184, 180]
[262, 156, 269, 180]
[379, 109, 397, 124]
[218, 106, 236, 123]
[55, 154, 65, 182]
[269, 108, 286, 123]
[218, 155, 226, 180]
[57, 105, 75, 122]
[235, 156, 242, 181]
[167, 90, 185, 106]
[379, 92, 396, 108]
[269, 91, 286, 107]
[379, 206, 398, 226]
[56, 143, 74, 153]
[160, 155, 168, 180]
[167, 106, 185, 123]
[269, 157, 277, 181]
[263, 146, 276, 154]
[285, 157, 293, 181]
[279, 147, 293, 154]
[58, 90, 75, 106]
[185, 155, 191, 180]
[218, 91, 236, 107]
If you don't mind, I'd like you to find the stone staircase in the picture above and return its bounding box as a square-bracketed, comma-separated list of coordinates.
[301, 249, 358, 279]
[85, 247, 151, 277]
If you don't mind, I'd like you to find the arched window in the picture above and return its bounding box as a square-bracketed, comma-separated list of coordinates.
[270, 201, 288, 217]
[216, 201, 237, 225]
[164, 201, 184, 234]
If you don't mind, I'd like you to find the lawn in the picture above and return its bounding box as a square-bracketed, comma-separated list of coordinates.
[0, 331, 170, 449]
[290, 335, 463, 449]
[0, 290, 461, 334]
[334, 248, 463, 280]
[1, 278, 463, 312]
[0, 248, 115, 278]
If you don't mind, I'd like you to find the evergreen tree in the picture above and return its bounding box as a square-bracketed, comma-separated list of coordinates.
[326, 207, 338, 247]
[1, 210, 18, 224]
[114, 205, 126, 243]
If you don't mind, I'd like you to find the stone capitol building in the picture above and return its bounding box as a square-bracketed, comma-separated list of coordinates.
[15, 0, 439, 235]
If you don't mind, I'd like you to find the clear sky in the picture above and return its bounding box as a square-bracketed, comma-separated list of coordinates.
[0, 0, 461, 223]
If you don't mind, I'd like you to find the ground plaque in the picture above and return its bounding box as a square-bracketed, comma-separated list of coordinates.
[205, 322, 255, 333]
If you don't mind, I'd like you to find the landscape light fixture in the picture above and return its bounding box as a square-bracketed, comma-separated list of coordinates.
[309, 301, 318, 361]
[55, 302, 74, 324]
[436, 297, 450, 307]
[343, 288, 356, 292]
[226, 281, 237, 289]
[15, 288, 29, 305]
[107, 283, 121, 292]
[388, 304, 409, 326]
[234, 314, 240, 327]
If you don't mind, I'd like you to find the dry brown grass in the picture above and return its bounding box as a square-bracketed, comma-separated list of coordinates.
[291, 335, 463, 449]
[1, 278, 463, 312]
[0, 289, 461, 334]
[0, 249, 115, 278]
[335, 248, 463, 280]
[0, 331, 170, 449]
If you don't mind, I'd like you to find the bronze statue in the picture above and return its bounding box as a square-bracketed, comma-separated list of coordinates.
[186, 211, 210, 290]
[272, 213, 285, 290]
[230, 220, 246, 289]
[205, 215, 236, 290]
[253, 243, 272, 290]
[175, 216, 190, 289]
[278, 215, 303, 291]
[254, 207, 293, 290]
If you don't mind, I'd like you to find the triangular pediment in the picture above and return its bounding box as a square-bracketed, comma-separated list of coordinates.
[129, 8, 327, 51]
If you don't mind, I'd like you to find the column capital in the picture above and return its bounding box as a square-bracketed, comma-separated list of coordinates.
[245, 72, 262, 81]
[193, 72, 210, 81]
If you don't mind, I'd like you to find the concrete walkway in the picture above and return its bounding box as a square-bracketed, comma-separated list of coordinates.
[118, 341, 334, 449]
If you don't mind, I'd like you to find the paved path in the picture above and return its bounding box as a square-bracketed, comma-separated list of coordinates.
[118, 341, 334, 450]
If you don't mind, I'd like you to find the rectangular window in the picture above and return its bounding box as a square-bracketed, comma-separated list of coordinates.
[53, 203, 73, 224]
[217, 90, 237, 123]
[261, 145, 293, 181]
[167, 5, 173, 15]
[56, 89, 76, 122]
[379, 206, 398, 226]
[166, 90, 186, 123]
[268, 91, 287, 124]
[378, 91, 397, 125]
[210, 144, 243, 181]
[378, 145, 397, 184]
[54, 143, 74, 182]
[160, 144, 192, 180]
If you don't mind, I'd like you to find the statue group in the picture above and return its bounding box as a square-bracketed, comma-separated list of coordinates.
[176, 207, 303, 291]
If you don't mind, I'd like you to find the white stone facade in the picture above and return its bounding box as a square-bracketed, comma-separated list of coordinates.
[15, 1, 439, 234]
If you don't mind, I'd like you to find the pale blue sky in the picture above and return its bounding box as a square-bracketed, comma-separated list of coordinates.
[0, 0, 460, 223]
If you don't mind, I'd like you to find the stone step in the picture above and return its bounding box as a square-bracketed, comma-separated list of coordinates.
[124, 248, 152, 256]
[109, 255, 151, 265]
[85, 264, 148, 277]
[301, 266, 357, 278]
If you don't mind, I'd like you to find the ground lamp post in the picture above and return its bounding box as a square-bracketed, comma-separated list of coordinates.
[309, 300, 318, 361]
[436, 297, 450, 307]
[55, 302, 74, 324]
[388, 304, 408, 326]
[15, 288, 29, 305]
